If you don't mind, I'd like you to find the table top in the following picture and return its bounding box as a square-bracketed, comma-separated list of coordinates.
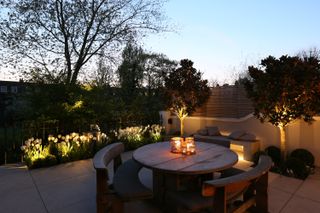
[132, 142, 238, 175]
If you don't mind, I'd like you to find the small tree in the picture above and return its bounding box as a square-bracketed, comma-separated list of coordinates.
[244, 55, 320, 160]
[164, 59, 210, 136]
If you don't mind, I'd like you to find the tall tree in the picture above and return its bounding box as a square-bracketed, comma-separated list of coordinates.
[0, 0, 168, 84]
[91, 50, 116, 87]
[143, 53, 177, 90]
[117, 42, 145, 99]
[244, 55, 320, 159]
[164, 59, 210, 136]
[117, 42, 177, 99]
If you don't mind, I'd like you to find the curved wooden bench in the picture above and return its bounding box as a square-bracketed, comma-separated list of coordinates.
[166, 155, 272, 213]
[93, 142, 152, 213]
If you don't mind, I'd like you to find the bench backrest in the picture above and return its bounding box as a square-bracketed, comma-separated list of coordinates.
[93, 142, 124, 179]
[93, 142, 125, 213]
[202, 155, 272, 212]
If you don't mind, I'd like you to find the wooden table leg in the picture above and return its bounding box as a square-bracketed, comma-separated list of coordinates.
[153, 170, 165, 204]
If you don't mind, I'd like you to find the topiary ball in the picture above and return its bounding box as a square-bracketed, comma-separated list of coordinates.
[290, 149, 315, 168]
[284, 157, 309, 180]
[265, 146, 281, 166]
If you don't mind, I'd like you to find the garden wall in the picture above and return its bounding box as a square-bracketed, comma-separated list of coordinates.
[160, 111, 320, 166]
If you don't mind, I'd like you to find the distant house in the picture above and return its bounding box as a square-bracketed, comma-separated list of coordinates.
[0, 80, 27, 124]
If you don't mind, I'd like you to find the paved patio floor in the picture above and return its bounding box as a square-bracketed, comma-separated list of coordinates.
[1, 152, 320, 213]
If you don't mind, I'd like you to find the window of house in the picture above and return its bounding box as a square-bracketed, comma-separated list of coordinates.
[11, 86, 18, 93]
[0, 85, 8, 93]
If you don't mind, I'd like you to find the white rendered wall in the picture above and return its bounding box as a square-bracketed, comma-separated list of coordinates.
[162, 111, 320, 166]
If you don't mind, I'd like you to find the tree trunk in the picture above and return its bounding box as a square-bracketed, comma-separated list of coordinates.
[180, 117, 185, 137]
[279, 125, 287, 160]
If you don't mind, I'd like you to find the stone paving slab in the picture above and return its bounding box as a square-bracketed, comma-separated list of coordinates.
[1, 157, 320, 213]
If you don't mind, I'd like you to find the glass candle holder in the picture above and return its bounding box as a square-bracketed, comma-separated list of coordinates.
[170, 137, 183, 153]
[181, 137, 196, 155]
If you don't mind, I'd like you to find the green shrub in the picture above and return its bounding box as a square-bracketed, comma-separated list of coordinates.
[290, 149, 315, 169]
[30, 155, 57, 169]
[284, 157, 309, 180]
[265, 146, 281, 166]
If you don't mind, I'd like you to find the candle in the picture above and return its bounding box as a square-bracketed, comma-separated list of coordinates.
[183, 137, 196, 155]
[170, 137, 183, 153]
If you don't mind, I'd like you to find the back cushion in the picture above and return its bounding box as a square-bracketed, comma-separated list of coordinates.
[197, 128, 208, 136]
[228, 130, 246, 140]
[206, 126, 221, 136]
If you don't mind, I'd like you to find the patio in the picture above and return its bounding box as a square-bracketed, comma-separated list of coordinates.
[1, 152, 320, 213]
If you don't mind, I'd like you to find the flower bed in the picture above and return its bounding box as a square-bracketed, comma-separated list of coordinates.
[21, 124, 165, 169]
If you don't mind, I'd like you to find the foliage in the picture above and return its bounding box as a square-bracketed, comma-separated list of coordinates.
[244, 55, 320, 127]
[164, 59, 210, 135]
[290, 148, 315, 169]
[117, 42, 177, 103]
[21, 129, 109, 168]
[116, 124, 165, 150]
[0, 0, 168, 84]
[16, 82, 162, 134]
[20, 124, 163, 168]
[243, 55, 320, 158]
[21, 137, 57, 169]
[117, 42, 145, 99]
[147, 124, 165, 142]
[265, 146, 281, 166]
[164, 59, 210, 116]
[258, 146, 315, 180]
[284, 157, 309, 180]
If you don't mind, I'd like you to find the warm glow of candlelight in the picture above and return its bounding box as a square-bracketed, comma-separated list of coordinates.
[171, 137, 183, 153]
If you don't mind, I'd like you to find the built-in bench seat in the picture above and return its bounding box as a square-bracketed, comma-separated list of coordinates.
[93, 142, 152, 213]
[113, 159, 153, 201]
[193, 128, 260, 161]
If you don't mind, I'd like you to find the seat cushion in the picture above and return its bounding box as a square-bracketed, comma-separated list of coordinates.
[113, 159, 153, 200]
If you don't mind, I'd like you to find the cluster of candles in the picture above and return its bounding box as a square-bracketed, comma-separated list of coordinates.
[170, 137, 196, 155]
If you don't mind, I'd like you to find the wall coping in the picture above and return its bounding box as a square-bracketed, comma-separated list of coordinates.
[184, 113, 320, 123]
[186, 113, 254, 123]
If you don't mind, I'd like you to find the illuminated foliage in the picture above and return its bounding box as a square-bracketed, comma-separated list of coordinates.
[244, 55, 320, 157]
[116, 124, 165, 150]
[21, 128, 109, 168]
[164, 59, 210, 135]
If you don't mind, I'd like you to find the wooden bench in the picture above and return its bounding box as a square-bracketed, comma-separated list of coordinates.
[165, 155, 272, 213]
[93, 142, 153, 213]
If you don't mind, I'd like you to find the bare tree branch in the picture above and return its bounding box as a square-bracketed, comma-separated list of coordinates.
[0, 0, 169, 84]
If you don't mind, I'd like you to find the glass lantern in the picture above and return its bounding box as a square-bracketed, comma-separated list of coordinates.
[170, 137, 183, 153]
[182, 137, 196, 155]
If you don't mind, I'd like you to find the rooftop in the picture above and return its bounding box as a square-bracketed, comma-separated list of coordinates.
[1, 152, 320, 213]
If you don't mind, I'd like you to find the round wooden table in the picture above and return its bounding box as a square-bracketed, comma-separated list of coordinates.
[133, 141, 238, 204]
[133, 141, 238, 174]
